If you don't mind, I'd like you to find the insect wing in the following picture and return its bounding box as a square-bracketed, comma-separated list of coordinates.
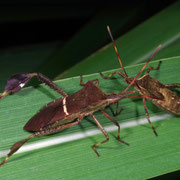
[137, 75, 165, 99]
[24, 99, 64, 132]
[24, 82, 107, 132]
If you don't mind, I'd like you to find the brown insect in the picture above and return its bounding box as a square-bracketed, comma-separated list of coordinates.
[0, 69, 151, 166]
[100, 26, 180, 136]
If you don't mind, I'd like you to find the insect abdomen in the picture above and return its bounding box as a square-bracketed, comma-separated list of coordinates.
[152, 87, 180, 115]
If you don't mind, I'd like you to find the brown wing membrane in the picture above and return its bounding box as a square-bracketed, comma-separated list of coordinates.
[47, 82, 107, 125]
[24, 98, 64, 132]
[24, 82, 107, 132]
[137, 75, 165, 99]
[66, 81, 107, 114]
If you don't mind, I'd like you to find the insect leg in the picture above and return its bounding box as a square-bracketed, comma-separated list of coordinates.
[90, 113, 109, 157]
[108, 101, 123, 117]
[99, 71, 126, 79]
[112, 101, 123, 116]
[80, 75, 99, 87]
[80, 75, 86, 86]
[165, 83, 180, 88]
[36, 73, 68, 97]
[101, 110, 129, 146]
[0, 118, 82, 166]
[0, 134, 34, 166]
[92, 79, 99, 87]
[143, 97, 158, 136]
[0, 73, 67, 99]
[114, 101, 121, 116]
[126, 94, 164, 101]
[146, 61, 162, 73]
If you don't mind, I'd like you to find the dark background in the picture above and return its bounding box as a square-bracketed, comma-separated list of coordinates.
[0, 0, 176, 48]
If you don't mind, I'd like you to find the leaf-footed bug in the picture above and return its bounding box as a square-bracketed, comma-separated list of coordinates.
[0, 69, 154, 166]
[100, 26, 180, 136]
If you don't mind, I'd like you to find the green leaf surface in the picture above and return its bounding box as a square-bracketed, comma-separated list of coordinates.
[155, 38, 180, 59]
[0, 57, 180, 179]
[60, 1, 180, 79]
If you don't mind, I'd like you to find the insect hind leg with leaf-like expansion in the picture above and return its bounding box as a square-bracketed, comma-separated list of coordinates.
[100, 25, 180, 136]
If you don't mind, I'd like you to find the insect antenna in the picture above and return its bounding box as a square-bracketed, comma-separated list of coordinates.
[107, 25, 162, 93]
[122, 45, 162, 93]
[134, 45, 162, 80]
[107, 25, 128, 78]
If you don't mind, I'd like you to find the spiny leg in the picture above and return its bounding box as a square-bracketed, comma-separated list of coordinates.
[143, 97, 158, 136]
[0, 118, 82, 166]
[146, 61, 162, 74]
[90, 113, 109, 157]
[36, 73, 67, 97]
[101, 110, 129, 146]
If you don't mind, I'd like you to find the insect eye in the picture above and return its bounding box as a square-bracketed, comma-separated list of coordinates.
[5, 73, 33, 93]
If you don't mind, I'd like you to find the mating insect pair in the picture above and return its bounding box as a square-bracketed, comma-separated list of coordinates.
[0, 26, 179, 167]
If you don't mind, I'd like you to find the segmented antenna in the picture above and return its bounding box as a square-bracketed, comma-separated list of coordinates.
[107, 25, 161, 93]
[123, 45, 162, 92]
[107, 25, 128, 77]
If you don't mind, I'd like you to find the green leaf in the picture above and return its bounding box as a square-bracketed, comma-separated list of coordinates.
[0, 56, 179, 179]
[155, 38, 180, 59]
[60, 1, 180, 79]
